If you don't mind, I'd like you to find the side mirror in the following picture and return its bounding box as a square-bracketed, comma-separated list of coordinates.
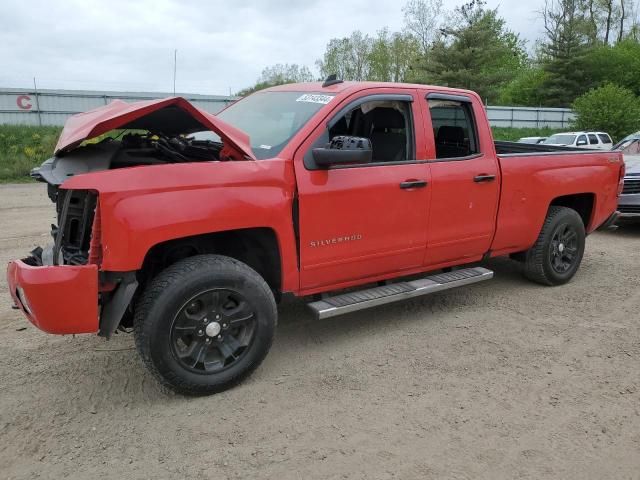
[312, 136, 372, 168]
[576, 139, 588, 146]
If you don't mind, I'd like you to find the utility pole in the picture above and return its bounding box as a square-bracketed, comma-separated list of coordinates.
[173, 49, 177, 96]
[33, 77, 42, 126]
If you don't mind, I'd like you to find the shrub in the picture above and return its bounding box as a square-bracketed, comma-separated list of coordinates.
[572, 84, 640, 141]
[498, 67, 548, 107]
[491, 127, 559, 142]
[0, 125, 61, 183]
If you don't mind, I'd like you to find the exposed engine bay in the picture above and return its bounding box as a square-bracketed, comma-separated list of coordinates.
[25, 96, 254, 269]
[32, 132, 223, 186]
[29, 132, 223, 267]
[26, 189, 97, 266]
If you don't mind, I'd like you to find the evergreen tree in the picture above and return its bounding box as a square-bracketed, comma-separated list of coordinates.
[411, 1, 527, 104]
[539, 0, 591, 106]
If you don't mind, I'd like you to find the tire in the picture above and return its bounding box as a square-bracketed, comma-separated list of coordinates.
[523, 206, 586, 286]
[134, 254, 277, 396]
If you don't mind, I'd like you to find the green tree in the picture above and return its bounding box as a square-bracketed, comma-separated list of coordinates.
[583, 38, 640, 95]
[402, 0, 443, 54]
[237, 63, 314, 96]
[572, 83, 640, 140]
[368, 29, 421, 82]
[316, 31, 373, 81]
[539, 0, 591, 107]
[498, 67, 548, 106]
[412, 1, 527, 103]
[317, 29, 420, 83]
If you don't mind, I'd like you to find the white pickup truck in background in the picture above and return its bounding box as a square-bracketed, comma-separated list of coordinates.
[543, 131, 613, 150]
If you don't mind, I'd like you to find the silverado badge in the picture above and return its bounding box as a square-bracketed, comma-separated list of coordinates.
[310, 234, 363, 248]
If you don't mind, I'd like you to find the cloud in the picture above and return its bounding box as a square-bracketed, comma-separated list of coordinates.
[0, 0, 545, 95]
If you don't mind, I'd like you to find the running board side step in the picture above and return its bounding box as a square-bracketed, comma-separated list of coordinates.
[307, 267, 493, 320]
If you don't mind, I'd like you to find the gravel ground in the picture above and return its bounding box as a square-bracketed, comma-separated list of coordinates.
[0, 183, 639, 480]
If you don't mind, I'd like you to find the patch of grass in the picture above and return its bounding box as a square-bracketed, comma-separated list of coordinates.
[491, 127, 561, 142]
[0, 125, 61, 183]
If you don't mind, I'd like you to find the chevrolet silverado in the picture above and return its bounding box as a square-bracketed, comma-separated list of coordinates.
[6, 80, 624, 395]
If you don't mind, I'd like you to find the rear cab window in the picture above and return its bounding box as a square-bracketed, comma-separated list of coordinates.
[427, 95, 479, 159]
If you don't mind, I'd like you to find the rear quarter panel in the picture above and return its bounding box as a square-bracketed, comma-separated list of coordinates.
[491, 151, 622, 256]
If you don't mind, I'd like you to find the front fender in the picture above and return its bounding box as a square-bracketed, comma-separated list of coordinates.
[100, 186, 292, 270]
[62, 160, 299, 292]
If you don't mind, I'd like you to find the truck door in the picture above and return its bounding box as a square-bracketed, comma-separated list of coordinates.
[294, 91, 431, 292]
[421, 93, 500, 266]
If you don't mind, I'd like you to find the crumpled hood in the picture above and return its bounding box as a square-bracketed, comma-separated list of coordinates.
[54, 97, 255, 160]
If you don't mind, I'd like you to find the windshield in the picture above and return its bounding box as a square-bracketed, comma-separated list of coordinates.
[613, 133, 640, 150]
[617, 138, 640, 155]
[194, 91, 335, 159]
[544, 134, 576, 145]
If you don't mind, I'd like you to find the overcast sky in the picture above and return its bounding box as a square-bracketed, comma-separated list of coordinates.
[0, 0, 546, 95]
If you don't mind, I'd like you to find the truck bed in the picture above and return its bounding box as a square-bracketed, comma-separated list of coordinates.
[494, 141, 588, 156]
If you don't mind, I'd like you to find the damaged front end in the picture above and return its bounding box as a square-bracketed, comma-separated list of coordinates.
[8, 187, 135, 337]
[7, 185, 103, 334]
[9, 96, 254, 337]
[28, 188, 99, 267]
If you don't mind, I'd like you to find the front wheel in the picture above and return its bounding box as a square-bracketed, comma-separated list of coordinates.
[523, 206, 586, 286]
[134, 254, 277, 395]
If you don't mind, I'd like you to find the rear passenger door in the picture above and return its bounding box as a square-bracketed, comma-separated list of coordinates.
[421, 93, 501, 266]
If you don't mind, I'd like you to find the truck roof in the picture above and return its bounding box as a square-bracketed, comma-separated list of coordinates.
[553, 131, 610, 136]
[264, 81, 479, 98]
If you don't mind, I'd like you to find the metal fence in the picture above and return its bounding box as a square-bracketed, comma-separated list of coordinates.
[486, 106, 575, 129]
[0, 88, 237, 126]
[0, 87, 575, 129]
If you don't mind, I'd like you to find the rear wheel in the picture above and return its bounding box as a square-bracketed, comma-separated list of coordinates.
[523, 206, 586, 286]
[134, 254, 277, 395]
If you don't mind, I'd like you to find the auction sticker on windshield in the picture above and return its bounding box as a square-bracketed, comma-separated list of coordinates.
[296, 94, 334, 104]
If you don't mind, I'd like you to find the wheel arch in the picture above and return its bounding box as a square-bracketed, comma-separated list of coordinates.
[550, 192, 596, 230]
[138, 227, 283, 297]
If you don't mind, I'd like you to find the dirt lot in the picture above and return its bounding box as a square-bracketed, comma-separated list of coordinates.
[0, 183, 639, 480]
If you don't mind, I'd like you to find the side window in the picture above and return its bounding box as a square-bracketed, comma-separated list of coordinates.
[428, 99, 479, 159]
[328, 100, 414, 163]
[598, 134, 612, 144]
[588, 134, 599, 145]
[577, 135, 588, 145]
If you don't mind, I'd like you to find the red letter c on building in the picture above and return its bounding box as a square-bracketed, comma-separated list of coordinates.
[17, 95, 32, 110]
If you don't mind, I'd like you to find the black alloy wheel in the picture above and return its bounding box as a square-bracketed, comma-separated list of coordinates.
[134, 254, 277, 396]
[523, 206, 586, 286]
[170, 289, 257, 373]
[548, 223, 579, 274]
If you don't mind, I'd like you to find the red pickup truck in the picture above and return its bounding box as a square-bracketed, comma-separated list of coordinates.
[7, 80, 624, 395]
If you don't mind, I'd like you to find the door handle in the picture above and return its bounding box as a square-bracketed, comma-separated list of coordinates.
[400, 180, 428, 189]
[473, 174, 496, 183]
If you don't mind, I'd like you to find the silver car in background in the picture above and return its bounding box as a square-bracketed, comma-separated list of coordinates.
[614, 132, 640, 221]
